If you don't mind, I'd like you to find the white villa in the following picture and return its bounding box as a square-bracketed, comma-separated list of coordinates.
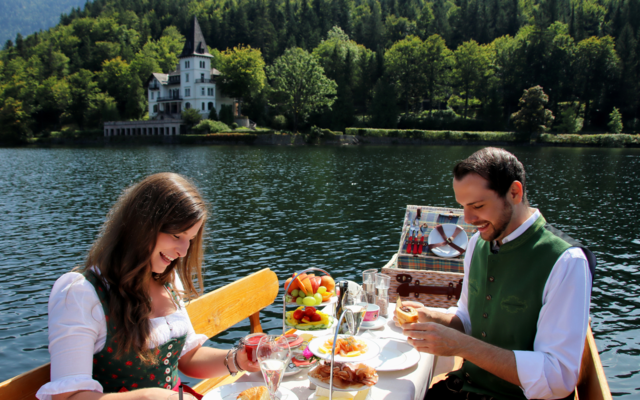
[147, 17, 234, 120]
[104, 17, 238, 137]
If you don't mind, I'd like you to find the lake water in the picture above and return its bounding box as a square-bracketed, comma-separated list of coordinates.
[0, 145, 638, 397]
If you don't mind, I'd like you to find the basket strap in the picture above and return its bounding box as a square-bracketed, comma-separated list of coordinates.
[428, 225, 466, 254]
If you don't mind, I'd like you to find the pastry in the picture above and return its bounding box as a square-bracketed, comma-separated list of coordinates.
[237, 386, 269, 400]
[395, 297, 418, 324]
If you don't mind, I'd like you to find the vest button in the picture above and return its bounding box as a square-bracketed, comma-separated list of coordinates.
[165, 368, 171, 374]
[168, 344, 173, 350]
[486, 295, 492, 301]
[483, 313, 488, 318]
[164, 359, 169, 365]
[467, 379, 472, 385]
[489, 276, 495, 282]
[167, 352, 172, 358]
[482, 331, 487, 337]
[166, 376, 171, 382]
[465, 373, 470, 378]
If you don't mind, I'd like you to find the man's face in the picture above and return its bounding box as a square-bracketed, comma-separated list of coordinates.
[453, 173, 514, 243]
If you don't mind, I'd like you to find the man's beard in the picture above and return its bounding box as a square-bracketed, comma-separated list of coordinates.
[478, 200, 513, 243]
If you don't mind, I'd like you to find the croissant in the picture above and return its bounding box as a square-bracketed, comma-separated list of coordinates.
[237, 386, 269, 400]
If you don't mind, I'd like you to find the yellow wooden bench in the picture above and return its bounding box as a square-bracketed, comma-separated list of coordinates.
[0, 268, 280, 400]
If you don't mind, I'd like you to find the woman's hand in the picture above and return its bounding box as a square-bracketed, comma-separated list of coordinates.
[235, 348, 260, 373]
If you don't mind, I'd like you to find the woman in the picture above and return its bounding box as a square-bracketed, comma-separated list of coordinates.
[37, 173, 259, 400]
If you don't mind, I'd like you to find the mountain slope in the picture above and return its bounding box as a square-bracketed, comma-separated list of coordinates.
[0, 0, 88, 45]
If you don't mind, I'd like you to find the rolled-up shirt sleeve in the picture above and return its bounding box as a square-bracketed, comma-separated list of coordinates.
[515, 247, 592, 399]
[36, 273, 105, 400]
[454, 232, 479, 335]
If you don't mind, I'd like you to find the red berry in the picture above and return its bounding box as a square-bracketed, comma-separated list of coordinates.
[293, 310, 303, 320]
[310, 313, 322, 322]
[304, 307, 316, 316]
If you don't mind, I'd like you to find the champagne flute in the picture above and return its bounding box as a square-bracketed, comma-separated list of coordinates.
[256, 335, 291, 400]
[342, 286, 366, 336]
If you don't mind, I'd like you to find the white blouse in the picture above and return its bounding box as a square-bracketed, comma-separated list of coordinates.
[36, 271, 208, 400]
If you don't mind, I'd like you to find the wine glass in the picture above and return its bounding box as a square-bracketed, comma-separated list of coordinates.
[341, 286, 366, 336]
[256, 335, 291, 400]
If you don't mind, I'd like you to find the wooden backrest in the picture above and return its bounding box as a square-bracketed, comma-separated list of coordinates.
[0, 268, 280, 400]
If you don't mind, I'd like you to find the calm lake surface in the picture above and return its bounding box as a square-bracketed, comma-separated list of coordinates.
[0, 145, 638, 397]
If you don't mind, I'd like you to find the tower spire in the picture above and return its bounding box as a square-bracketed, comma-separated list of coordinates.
[179, 16, 212, 58]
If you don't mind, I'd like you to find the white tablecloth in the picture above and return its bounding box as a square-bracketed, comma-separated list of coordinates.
[235, 304, 434, 400]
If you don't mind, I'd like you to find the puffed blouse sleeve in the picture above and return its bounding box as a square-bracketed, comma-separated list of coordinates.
[36, 272, 106, 400]
[173, 274, 208, 357]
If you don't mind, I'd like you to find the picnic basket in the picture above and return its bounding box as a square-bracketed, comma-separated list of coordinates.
[381, 205, 477, 308]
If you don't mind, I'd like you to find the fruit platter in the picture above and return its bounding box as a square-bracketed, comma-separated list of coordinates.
[284, 272, 336, 306]
[285, 306, 335, 331]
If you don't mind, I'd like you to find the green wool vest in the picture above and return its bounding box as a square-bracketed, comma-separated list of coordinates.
[84, 271, 187, 393]
[452, 216, 571, 400]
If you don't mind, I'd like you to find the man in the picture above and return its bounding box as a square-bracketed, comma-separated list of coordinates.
[400, 147, 593, 400]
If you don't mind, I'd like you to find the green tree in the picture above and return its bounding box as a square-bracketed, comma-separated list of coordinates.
[423, 34, 452, 113]
[66, 69, 100, 128]
[384, 35, 428, 112]
[182, 108, 202, 130]
[511, 85, 555, 137]
[0, 97, 30, 143]
[607, 107, 623, 133]
[218, 45, 267, 109]
[370, 76, 398, 128]
[557, 102, 584, 133]
[267, 47, 337, 132]
[574, 36, 620, 128]
[452, 40, 491, 118]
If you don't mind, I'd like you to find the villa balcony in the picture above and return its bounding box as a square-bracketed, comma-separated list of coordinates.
[149, 84, 160, 90]
[157, 96, 183, 102]
[195, 78, 216, 83]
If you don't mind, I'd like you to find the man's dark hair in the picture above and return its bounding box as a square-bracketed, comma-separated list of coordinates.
[453, 147, 527, 200]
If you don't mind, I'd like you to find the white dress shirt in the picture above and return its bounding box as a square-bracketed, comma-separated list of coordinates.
[452, 210, 592, 399]
[36, 271, 208, 400]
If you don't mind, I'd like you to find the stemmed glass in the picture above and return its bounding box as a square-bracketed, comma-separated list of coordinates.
[256, 335, 291, 400]
[341, 286, 366, 336]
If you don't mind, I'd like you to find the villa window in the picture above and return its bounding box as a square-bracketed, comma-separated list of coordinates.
[185, 88, 191, 97]
[185, 61, 190, 69]
[186, 73, 189, 83]
[208, 102, 213, 110]
[201, 73, 204, 81]
[185, 102, 191, 109]
[202, 102, 205, 110]
[202, 87, 205, 95]
[151, 92, 154, 100]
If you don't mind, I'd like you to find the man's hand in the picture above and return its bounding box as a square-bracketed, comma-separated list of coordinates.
[393, 300, 464, 332]
[403, 322, 466, 357]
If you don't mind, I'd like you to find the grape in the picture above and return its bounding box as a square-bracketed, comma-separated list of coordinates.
[303, 296, 316, 306]
[317, 286, 327, 294]
[291, 289, 299, 297]
[285, 295, 292, 303]
[296, 297, 304, 305]
[314, 293, 322, 305]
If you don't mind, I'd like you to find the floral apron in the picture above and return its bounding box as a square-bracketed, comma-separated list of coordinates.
[84, 271, 186, 393]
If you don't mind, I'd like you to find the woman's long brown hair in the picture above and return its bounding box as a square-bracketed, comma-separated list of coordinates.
[80, 173, 207, 363]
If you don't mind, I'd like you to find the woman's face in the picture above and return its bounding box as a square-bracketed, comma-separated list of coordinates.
[150, 219, 204, 274]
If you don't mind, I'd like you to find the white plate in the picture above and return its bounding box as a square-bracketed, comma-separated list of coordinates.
[308, 335, 380, 363]
[308, 374, 374, 392]
[202, 382, 298, 400]
[428, 224, 468, 258]
[359, 317, 387, 330]
[365, 339, 420, 371]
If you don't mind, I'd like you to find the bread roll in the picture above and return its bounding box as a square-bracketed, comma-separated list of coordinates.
[237, 386, 269, 400]
[396, 298, 418, 324]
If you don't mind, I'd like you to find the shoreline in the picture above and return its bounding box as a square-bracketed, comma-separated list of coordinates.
[4, 131, 640, 148]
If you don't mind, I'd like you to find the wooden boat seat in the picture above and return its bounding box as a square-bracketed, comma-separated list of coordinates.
[0, 268, 280, 400]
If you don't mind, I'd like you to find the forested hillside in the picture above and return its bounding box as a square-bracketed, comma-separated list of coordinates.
[1, 0, 639, 142]
[0, 0, 88, 46]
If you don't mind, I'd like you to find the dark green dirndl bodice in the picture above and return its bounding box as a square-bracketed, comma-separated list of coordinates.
[84, 271, 187, 392]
